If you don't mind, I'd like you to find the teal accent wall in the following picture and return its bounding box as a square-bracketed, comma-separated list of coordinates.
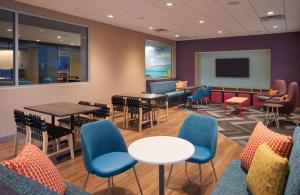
[199, 49, 271, 89]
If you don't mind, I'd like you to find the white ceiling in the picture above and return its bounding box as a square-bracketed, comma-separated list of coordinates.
[16, 0, 300, 41]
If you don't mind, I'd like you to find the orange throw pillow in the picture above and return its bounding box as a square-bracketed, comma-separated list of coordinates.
[2, 144, 66, 194]
[239, 122, 292, 170]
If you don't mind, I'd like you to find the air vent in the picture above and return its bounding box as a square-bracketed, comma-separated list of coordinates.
[154, 28, 169, 33]
[176, 36, 191, 40]
[260, 14, 285, 22]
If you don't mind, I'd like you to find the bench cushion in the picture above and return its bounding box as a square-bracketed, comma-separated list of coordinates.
[166, 90, 185, 98]
[211, 160, 251, 195]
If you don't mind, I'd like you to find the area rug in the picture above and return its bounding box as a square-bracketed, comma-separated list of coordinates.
[184, 104, 300, 147]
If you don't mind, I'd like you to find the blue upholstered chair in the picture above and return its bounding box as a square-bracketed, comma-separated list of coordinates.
[81, 120, 143, 193]
[167, 114, 218, 186]
[186, 87, 205, 109]
[203, 86, 212, 104]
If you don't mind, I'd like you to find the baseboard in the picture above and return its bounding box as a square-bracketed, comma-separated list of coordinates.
[0, 134, 15, 143]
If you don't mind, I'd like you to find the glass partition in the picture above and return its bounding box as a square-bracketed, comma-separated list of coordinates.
[0, 9, 14, 86]
[145, 39, 172, 79]
[18, 14, 88, 85]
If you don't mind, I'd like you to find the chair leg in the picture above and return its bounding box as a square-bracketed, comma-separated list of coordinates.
[42, 132, 48, 155]
[14, 133, 18, 155]
[150, 111, 153, 127]
[68, 134, 75, 158]
[112, 176, 114, 187]
[83, 173, 90, 189]
[166, 164, 174, 188]
[211, 160, 217, 182]
[138, 109, 142, 132]
[133, 167, 143, 195]
[198, 164, 202, 185]
[185, 161, 187, 173]
[108, 177, 111, 190]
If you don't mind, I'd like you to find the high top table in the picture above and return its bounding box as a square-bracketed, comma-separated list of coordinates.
[224, 97, 248, 117]
[128, 136, 195, 195]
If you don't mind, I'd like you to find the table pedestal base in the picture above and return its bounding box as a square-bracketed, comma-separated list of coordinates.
[159, 165, 164, 195]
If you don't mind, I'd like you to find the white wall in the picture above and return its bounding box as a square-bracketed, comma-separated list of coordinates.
[198, 49, 271, 89]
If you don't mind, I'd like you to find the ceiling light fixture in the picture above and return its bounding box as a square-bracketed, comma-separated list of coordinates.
[60, 40, 64, 42]
[218, 30, 223, 34]
[70, 43, 74, 46]
[107, 14, 114, 18]
[166, 2, 173, 6]
[199, 20, 205, 24]
[18, 34, 22, 37]
[7, 28, 12, 32]
[267, 11, 274, 15]
[36, 39, 40, 42]
[273, 25, 278, 29]
[175, 34, 180, 38]
[148, 26, 154, 30]
[57, 35, 62, 39]
[40, 29, 45, 32]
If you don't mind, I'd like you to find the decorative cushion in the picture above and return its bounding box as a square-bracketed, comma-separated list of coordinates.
[239, 122, 292, 170]
[176, 81, 184, 88]
[247, 144, 289, 195]
[280, 94, 288, 100]
[268, 89, 279, 97]
[2, 144, 66, 194]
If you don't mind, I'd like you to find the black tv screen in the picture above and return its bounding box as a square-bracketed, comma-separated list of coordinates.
[216, 58, 249, 77]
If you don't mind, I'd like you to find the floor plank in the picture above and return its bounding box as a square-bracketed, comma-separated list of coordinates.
[0, 107, 243, 195]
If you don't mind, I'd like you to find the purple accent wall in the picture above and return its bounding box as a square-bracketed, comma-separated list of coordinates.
[176, 32, 300, 105]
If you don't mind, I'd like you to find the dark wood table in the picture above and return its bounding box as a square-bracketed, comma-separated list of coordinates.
[118, 93, 166, 100]
[24, 102, 100, 151]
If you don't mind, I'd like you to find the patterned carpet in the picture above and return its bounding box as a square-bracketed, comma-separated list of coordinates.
[184, 104, 300, 147]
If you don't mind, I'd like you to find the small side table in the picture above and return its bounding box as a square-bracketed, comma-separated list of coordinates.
[264, 103, 283, 128]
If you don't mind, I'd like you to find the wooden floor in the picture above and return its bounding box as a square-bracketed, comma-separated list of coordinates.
[0, 107, 243, 195]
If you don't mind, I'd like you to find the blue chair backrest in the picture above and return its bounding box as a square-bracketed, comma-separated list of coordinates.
[81, 120, 128, 173]
[204, 86, 212, 97]
[178, 114, 218, 157]
[42, 77, 53, 84]
[284, 127, 300, 195]
[192, 88, 205, 100]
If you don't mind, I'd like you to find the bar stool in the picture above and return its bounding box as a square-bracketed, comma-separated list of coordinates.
[264, 103, 283, 128]
[13, 110, 30, 155]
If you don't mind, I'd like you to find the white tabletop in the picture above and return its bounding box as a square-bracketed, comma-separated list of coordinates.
[128, 136, 195, 165]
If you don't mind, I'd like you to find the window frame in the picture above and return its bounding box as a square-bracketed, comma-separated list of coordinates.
[0, 6, 90, 88]
[145, 39, 174, 80]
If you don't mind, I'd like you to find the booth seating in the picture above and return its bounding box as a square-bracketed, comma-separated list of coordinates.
[147, 80, 185, 105]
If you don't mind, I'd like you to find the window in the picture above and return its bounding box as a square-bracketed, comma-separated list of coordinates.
[0, 8, 89, 86]
[145, 39, 172, 79]
[0, 9, 14, 86]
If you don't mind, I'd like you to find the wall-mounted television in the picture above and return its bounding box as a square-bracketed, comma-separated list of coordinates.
[216, 58, 249, 78]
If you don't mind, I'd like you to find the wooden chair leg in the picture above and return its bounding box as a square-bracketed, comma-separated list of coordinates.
[157, 110, 160, 126]
[14, 133, 18, 155]
[83, 173, 90, 189]
[139, 109, 142, 132]
[42, 132, 48, 155]
[150, 111, 153, 127]
[68, 134, 75, 158]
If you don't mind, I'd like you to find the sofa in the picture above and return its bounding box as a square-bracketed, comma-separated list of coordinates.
[0, 164, 90, 195]
[212, 126, 300, 195]
[148, 80, 186, 105]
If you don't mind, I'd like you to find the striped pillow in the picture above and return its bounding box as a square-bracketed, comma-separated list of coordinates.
[240, 122, 292, 170]
[2, 144, 66, 194]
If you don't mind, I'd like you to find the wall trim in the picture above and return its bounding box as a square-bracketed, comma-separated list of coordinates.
[0, 134, 15, 143]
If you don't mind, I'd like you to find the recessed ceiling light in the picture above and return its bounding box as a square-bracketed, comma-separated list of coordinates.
[218, 30, 223, 34]
[107, 14, 114, 18]
[148, 26, 154, 30]
[60, 40, 63, 42]
[40, 29, 45, 32]
[70, 43, 74, 46]
[7, 28, 12, 32]
[18, 34, 22, 37]
[175, 34, 180, 38]
[166, 2, 173, 6]
[36, 39, 40, 42]
[273, 25, 278, 29]
[199, 20, 205, 24]
[57, 35, 62, 39]
[267, 11, 274, 15]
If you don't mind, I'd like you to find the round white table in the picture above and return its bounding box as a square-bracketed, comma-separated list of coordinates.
[128, 136, 195, 195]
